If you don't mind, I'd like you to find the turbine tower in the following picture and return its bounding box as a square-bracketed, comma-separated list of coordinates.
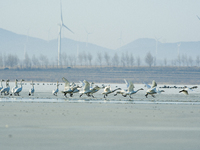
[177, 43, 181, 56]
[118, 31, 123, 51]
[84, 27, 92, 47]
[57, 0, 74, 66]
[155, 37, 161, 56]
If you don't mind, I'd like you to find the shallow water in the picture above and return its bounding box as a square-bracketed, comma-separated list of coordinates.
[0, 82, 200, 105]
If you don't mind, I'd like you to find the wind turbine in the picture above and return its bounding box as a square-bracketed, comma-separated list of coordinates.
[84, 27, 92, 47]
[177, 43, 181, 56]
[57, 0, 74, 66]
[197, 15, 200, 21]
[118, 31, 123, 51]
[155, 37, 161, 56]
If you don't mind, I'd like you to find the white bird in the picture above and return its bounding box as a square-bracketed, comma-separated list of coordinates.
[79, 80, 92, 97]
[179, 86, 198, 95]
[144, 80, 164, 98]
[1, 79, 10, 95]
[0, 79, 5, 91]
[61, 77, 74, 97]
[79, 80, 101, 98]
[52, 81, 59, 96]
[13, 79, 24, 96]
[11, 79, 18, 95]
[102, 85, 121, 98]
[29, 81, 35, 96]
[114, 80, 143, 98]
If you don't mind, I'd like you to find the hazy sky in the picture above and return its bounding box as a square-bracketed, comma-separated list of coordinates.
[1, 0, 200, 49]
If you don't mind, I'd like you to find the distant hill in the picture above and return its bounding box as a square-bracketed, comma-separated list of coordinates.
[1, 28, 200, 65]
[0, 28, 115, 60]
[117, 38, 200, 63]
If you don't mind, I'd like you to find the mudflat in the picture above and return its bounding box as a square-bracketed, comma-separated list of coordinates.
[0, 102, 200, 150]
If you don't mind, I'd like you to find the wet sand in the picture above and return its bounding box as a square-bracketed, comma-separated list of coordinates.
[0, 103, 200, 150]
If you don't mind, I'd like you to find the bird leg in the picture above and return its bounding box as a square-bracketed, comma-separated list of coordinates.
[145, 93, 148, 98]
[64, 93, 67, 98]
[80, 94, 83, 97]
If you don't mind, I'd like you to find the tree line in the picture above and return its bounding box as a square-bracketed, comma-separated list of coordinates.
[0, 51, 199, 69]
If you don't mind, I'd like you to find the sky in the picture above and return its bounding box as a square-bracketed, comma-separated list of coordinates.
[1, 0, 200, 49]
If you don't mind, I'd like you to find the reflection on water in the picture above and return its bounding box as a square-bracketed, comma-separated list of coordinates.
[0, 82, 200, 105]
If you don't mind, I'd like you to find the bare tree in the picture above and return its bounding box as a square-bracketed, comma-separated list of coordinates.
[78, 52, 83, 66]
[32, 55, 40, 67]
[112, 53, 119, 67]
[129, 53, 134, 67]
[137, 56, 141, 67]
[0, 54, 3, 67]
[145, 52, 153, 67]
[164, 58, 167, 67]
[104, 52, 110, 66]
[196, 55, 200, 67]
[24, 52, 31, 68]
[177, 55, 181, 67]
[96, 52, 102, 66]
[39, 54, 49, 68]
[83, 52, 87, 66]
[121, 53, 125, 67]
[68, 55, 76, 67]
[87, 53, 93, 66]
[153, 57, 156, 66]
[188, 56, 193, 66]
[5, 54, 19, 68]
[62, 52, 68, 66]
[181, 54, 186, 66]
[125, 52, 130, 67]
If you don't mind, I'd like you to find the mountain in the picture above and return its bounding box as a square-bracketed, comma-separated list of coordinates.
[117, 38, 200, 62]
[0, 28, 114, 60]
[1, 28, 200, 65]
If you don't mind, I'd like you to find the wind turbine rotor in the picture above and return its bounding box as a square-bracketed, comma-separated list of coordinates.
[63, 24, 74, 34]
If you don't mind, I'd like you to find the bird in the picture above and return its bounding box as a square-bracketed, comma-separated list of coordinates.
[114, 80, 144, 98]
[61, 77, 74, 97]
[11, 79, 18, 95]
[79, 80, 92, 97]
[52, 81, 59, 96]
[144, 80, 164, 98]
[179, 86, 198, 95]
[102, 85, 121, 98]
[79, 80, 101, 98]
[1, 79, 10, 95]
[89, 85, 101, 98]
[0, 79, 5, 91]
[13, 79, 25, 96]
[29, 81, 35, 96]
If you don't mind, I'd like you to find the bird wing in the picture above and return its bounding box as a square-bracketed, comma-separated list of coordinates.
[144, 82, 151, 89]
[83, 80, 90, 91]
[128, 81, 134, 92]
[151, 80, 157, 88]
[124, 79, 129, 88]
[104, 86, 111, 92]
[62, 77, 70, 90]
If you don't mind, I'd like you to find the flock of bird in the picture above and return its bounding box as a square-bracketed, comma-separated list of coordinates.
[0, 78, 198, 98]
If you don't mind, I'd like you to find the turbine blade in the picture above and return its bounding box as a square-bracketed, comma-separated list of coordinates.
[197, 15, 200, 20]
[63, 24, 74, 34]
[60, 0, 63, 22]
